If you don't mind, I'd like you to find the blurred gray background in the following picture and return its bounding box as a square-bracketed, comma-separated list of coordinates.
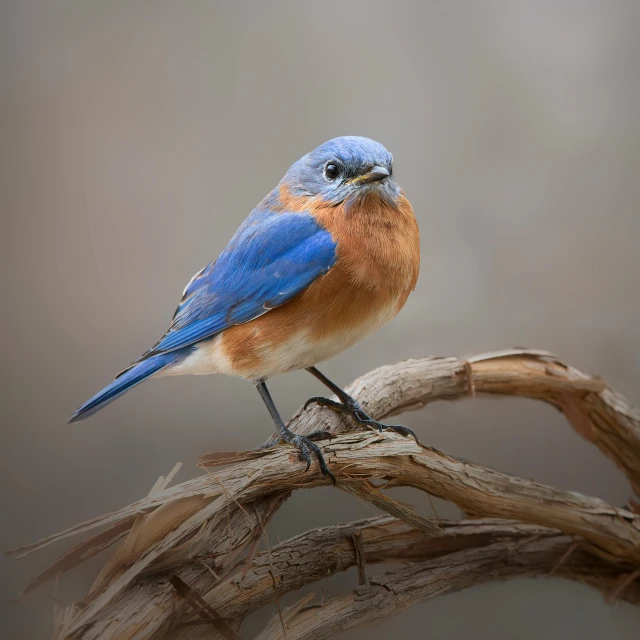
[2, 1, 640, 638]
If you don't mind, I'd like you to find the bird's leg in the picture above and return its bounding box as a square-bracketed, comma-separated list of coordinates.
[255, 380, 336, 485]
[304, 366, 418, 442]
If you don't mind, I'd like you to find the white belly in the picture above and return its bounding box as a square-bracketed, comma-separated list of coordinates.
[162, 297, 399, 380]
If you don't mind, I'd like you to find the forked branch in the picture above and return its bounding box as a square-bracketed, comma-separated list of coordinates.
[6, 349, 640, 640]
[175, 517, 640, 640]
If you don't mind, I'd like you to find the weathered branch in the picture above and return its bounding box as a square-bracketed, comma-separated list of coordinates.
[173, 516, 640, 640]
[7, 349, 640, 640]
[254, 529, 640, 640]
[270, 348, 640, 499]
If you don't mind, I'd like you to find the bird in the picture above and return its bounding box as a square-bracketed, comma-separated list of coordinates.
[69, 136, 420, 484]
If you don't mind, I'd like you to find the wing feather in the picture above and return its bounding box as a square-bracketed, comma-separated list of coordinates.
[143, 210, 336, 358]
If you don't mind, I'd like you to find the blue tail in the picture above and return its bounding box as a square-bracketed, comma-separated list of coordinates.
[68, 351, 185, 423]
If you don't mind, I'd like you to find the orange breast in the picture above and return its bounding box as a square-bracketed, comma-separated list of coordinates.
[217, 189, 420, 379]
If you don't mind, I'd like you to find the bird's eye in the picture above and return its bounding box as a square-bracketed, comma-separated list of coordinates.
[323, 162, 341, 181]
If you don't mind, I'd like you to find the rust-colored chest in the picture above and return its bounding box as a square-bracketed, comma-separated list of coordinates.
[217, 190, 420, 379]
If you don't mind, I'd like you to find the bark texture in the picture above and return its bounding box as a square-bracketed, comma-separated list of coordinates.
[6, 349, 640, 640]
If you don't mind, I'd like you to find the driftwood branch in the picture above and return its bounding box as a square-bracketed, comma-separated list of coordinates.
[7, 349, 640, 640]
[175, 516, 640, 640]
[253, 532, 640, 640]
[253, 524, 640, 640]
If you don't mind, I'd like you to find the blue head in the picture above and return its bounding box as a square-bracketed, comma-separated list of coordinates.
[281, 136, 400, 205]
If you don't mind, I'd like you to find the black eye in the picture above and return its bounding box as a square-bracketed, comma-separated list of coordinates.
[323, 162, 341, 181]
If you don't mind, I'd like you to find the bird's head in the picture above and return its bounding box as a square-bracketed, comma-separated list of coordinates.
[280, 136, 400, 206]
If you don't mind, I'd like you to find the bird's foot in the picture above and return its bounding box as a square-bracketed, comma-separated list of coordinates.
[304, 395, 418, 443]
[269, 429, 335, 485]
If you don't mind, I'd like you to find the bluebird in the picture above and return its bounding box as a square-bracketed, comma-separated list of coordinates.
[69, 136, 420, 484]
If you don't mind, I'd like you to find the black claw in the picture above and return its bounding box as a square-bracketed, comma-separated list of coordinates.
[357, 418, 384, 432]
[280, 433, 336, 485]
[256, 380, 336, 486]
[304, 393, 418, 446]
[384, 424, 419, 443]
[323, 467, 337, 486]
[304, 396, 345, 413]
[358, 419, 418, 443]
[303, 396, 321, 410]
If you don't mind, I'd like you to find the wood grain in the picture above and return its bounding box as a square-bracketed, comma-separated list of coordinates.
[7, 349, 640, 640]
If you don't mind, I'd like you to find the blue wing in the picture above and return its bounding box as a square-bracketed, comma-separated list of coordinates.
[143, 209, 337, 357]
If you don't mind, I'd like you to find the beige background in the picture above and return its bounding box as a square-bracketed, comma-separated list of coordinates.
[3, 1, 640, 638]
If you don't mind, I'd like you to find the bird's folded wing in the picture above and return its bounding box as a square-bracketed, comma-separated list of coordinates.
[142, 210, 337, 358]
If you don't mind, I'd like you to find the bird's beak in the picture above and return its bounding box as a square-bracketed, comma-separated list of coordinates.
[348, 165, 390, 185]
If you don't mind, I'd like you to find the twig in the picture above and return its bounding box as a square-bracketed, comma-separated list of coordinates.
[606, 569, 640, 604]
[548, 541, 579, 575]
[169, 575, 239, 640]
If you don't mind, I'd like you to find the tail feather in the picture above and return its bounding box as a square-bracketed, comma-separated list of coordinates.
[68, 351, 184, 423]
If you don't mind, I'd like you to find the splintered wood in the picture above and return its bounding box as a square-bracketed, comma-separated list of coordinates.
[6, 348, 640, 640]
